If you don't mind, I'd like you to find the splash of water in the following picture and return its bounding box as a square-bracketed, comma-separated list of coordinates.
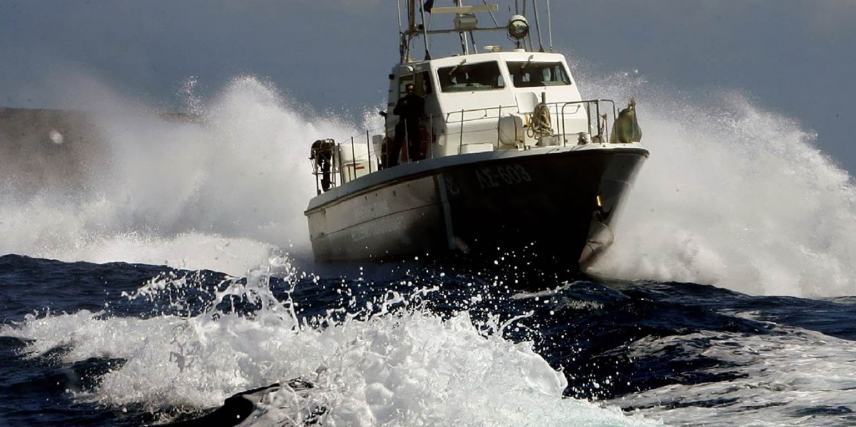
[585, 74, 856, 297]
[0, 76, 356, 275]
[3, 70, 856, 296]
[0, 265, 656, 426]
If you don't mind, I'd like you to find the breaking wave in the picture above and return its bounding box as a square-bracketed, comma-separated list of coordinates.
[585, 74, 856, 297]
[0, 265, 655, 426]
[0, 76, 355, 275]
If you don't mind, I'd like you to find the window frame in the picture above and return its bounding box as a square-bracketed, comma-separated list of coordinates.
[436, 61, 507, 93]
[506, 61, 572, 88]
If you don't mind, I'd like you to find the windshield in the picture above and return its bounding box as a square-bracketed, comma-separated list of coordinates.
[507, 61, 571, 87]
[438, 62, 505, 92]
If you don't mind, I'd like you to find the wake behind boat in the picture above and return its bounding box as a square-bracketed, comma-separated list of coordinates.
[305, 1, 648, 271]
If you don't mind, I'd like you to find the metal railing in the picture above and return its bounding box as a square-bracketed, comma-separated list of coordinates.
[310, 99, 621, 194]
[439, 98, 618, 149]
[559, 99, 617, 145]
[310, 127, 382, 194]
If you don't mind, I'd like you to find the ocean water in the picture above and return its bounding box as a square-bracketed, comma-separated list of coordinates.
[2, 75, 856, 426]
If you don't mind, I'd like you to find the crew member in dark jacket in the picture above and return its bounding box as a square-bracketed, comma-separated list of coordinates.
[309, 139, 335, 193]
[390, 83, 425, 166]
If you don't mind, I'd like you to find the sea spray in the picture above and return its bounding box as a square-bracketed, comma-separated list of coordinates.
[0, 259, 655, 426]
[584, 73, 856, 296]
[0, 76, 349, 275]
[3, 71, 856, 296]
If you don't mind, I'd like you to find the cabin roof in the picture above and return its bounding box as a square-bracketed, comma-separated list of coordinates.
[395, 51, 569, 71]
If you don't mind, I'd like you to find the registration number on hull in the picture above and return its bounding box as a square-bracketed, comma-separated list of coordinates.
[474, 164, 532, 189]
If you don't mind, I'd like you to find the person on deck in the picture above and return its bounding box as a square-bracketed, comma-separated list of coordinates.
[309, 139, 335, 193]
[390, 83, 425, 166]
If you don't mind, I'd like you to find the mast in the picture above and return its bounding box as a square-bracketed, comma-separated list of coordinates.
[397, 0, 407, 62]
[546, 0, 553, 52]
[407, 0, 417, 33]
[396, 1, 529, 61]
[456, 0, 470, 55]
[399, 0, 430, 62]
[532, 0, 544, 52]
[419, 0, 431, 59]
[397, 0, 404, 34]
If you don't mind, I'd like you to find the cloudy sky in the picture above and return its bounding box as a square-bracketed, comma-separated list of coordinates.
[1, 1, 855, 170]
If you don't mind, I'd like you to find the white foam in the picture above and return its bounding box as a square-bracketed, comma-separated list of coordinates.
[610, 327, 856, 426]
[0, 76, 355, 275]
[5, 70, 856, 295]
[1, 275, 656, 426]
[585, 76, 856, 296]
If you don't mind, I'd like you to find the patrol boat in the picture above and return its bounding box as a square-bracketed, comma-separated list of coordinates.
[305, 1, 648, 272]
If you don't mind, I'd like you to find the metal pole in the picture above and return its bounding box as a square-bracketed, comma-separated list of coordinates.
[522, 0, 534, 52]
[604, 105, 610, 143]
[457, 0, 469, 55]
[419, 0, 431, 59]
[366, 130, 372, 173]
[482, 0, 499, 26]
[546, 0, 553, 52]
[429, 113, 434, 159]
[533, 0, 545, 52]
[337, 142, 344, 185]
[350, 136, 357, 180]
[407, 0, 416, 32]
[587, 101, 592, 138]
[397, 0, 403, 35]
[560, 103, 568, 146]
[459, 109, 464, 155]
[313, 159, 320, 195]
[404, 123, 409, 162]
[496, 105, 502, 149]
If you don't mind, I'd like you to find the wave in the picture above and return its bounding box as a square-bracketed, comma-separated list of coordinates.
[0, 269, 654, 426]
[585, 74, 856, 296]
[0, 76, 355, 275]
[2, 71, 856, 295]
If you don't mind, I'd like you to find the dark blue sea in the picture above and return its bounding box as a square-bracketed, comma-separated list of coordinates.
[2, 254, 856, 426]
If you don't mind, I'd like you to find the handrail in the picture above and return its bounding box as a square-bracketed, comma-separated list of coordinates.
[559, 99, 617, 145]
[443, 104, 520, 124]
[311, 98, 629, 194]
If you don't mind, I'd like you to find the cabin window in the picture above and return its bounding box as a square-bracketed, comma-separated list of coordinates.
[507, 62, 571, 87]
[398, 75, 414, 96]
[398, 72, 433, 96]
[437, 61, 505, 92]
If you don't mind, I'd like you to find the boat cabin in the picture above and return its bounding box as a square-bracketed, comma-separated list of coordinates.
[383, 50, 590, 159]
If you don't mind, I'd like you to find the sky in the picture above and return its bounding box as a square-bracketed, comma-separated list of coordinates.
[1, 0, 855, 171]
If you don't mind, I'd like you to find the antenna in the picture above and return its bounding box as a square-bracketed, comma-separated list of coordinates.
[411, 0, 419, 33]
[397, 0, 403, 34]
[482, 0, 499, 26]
[521, 0, 533, 51]
[419, 0, 431, 59]
[456, 0, 469, 55]
[532, 0, 544, 52]
[397, 0, 407, 62]
[546, 0, 553, 51]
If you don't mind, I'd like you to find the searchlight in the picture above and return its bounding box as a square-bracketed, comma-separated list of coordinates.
[507, 15, 530, 40]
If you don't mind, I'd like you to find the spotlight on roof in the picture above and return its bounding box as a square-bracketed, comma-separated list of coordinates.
[507, 15, 530, 40]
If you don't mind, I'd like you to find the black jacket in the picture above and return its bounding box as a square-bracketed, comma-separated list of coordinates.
[393, 93, 424, 123]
